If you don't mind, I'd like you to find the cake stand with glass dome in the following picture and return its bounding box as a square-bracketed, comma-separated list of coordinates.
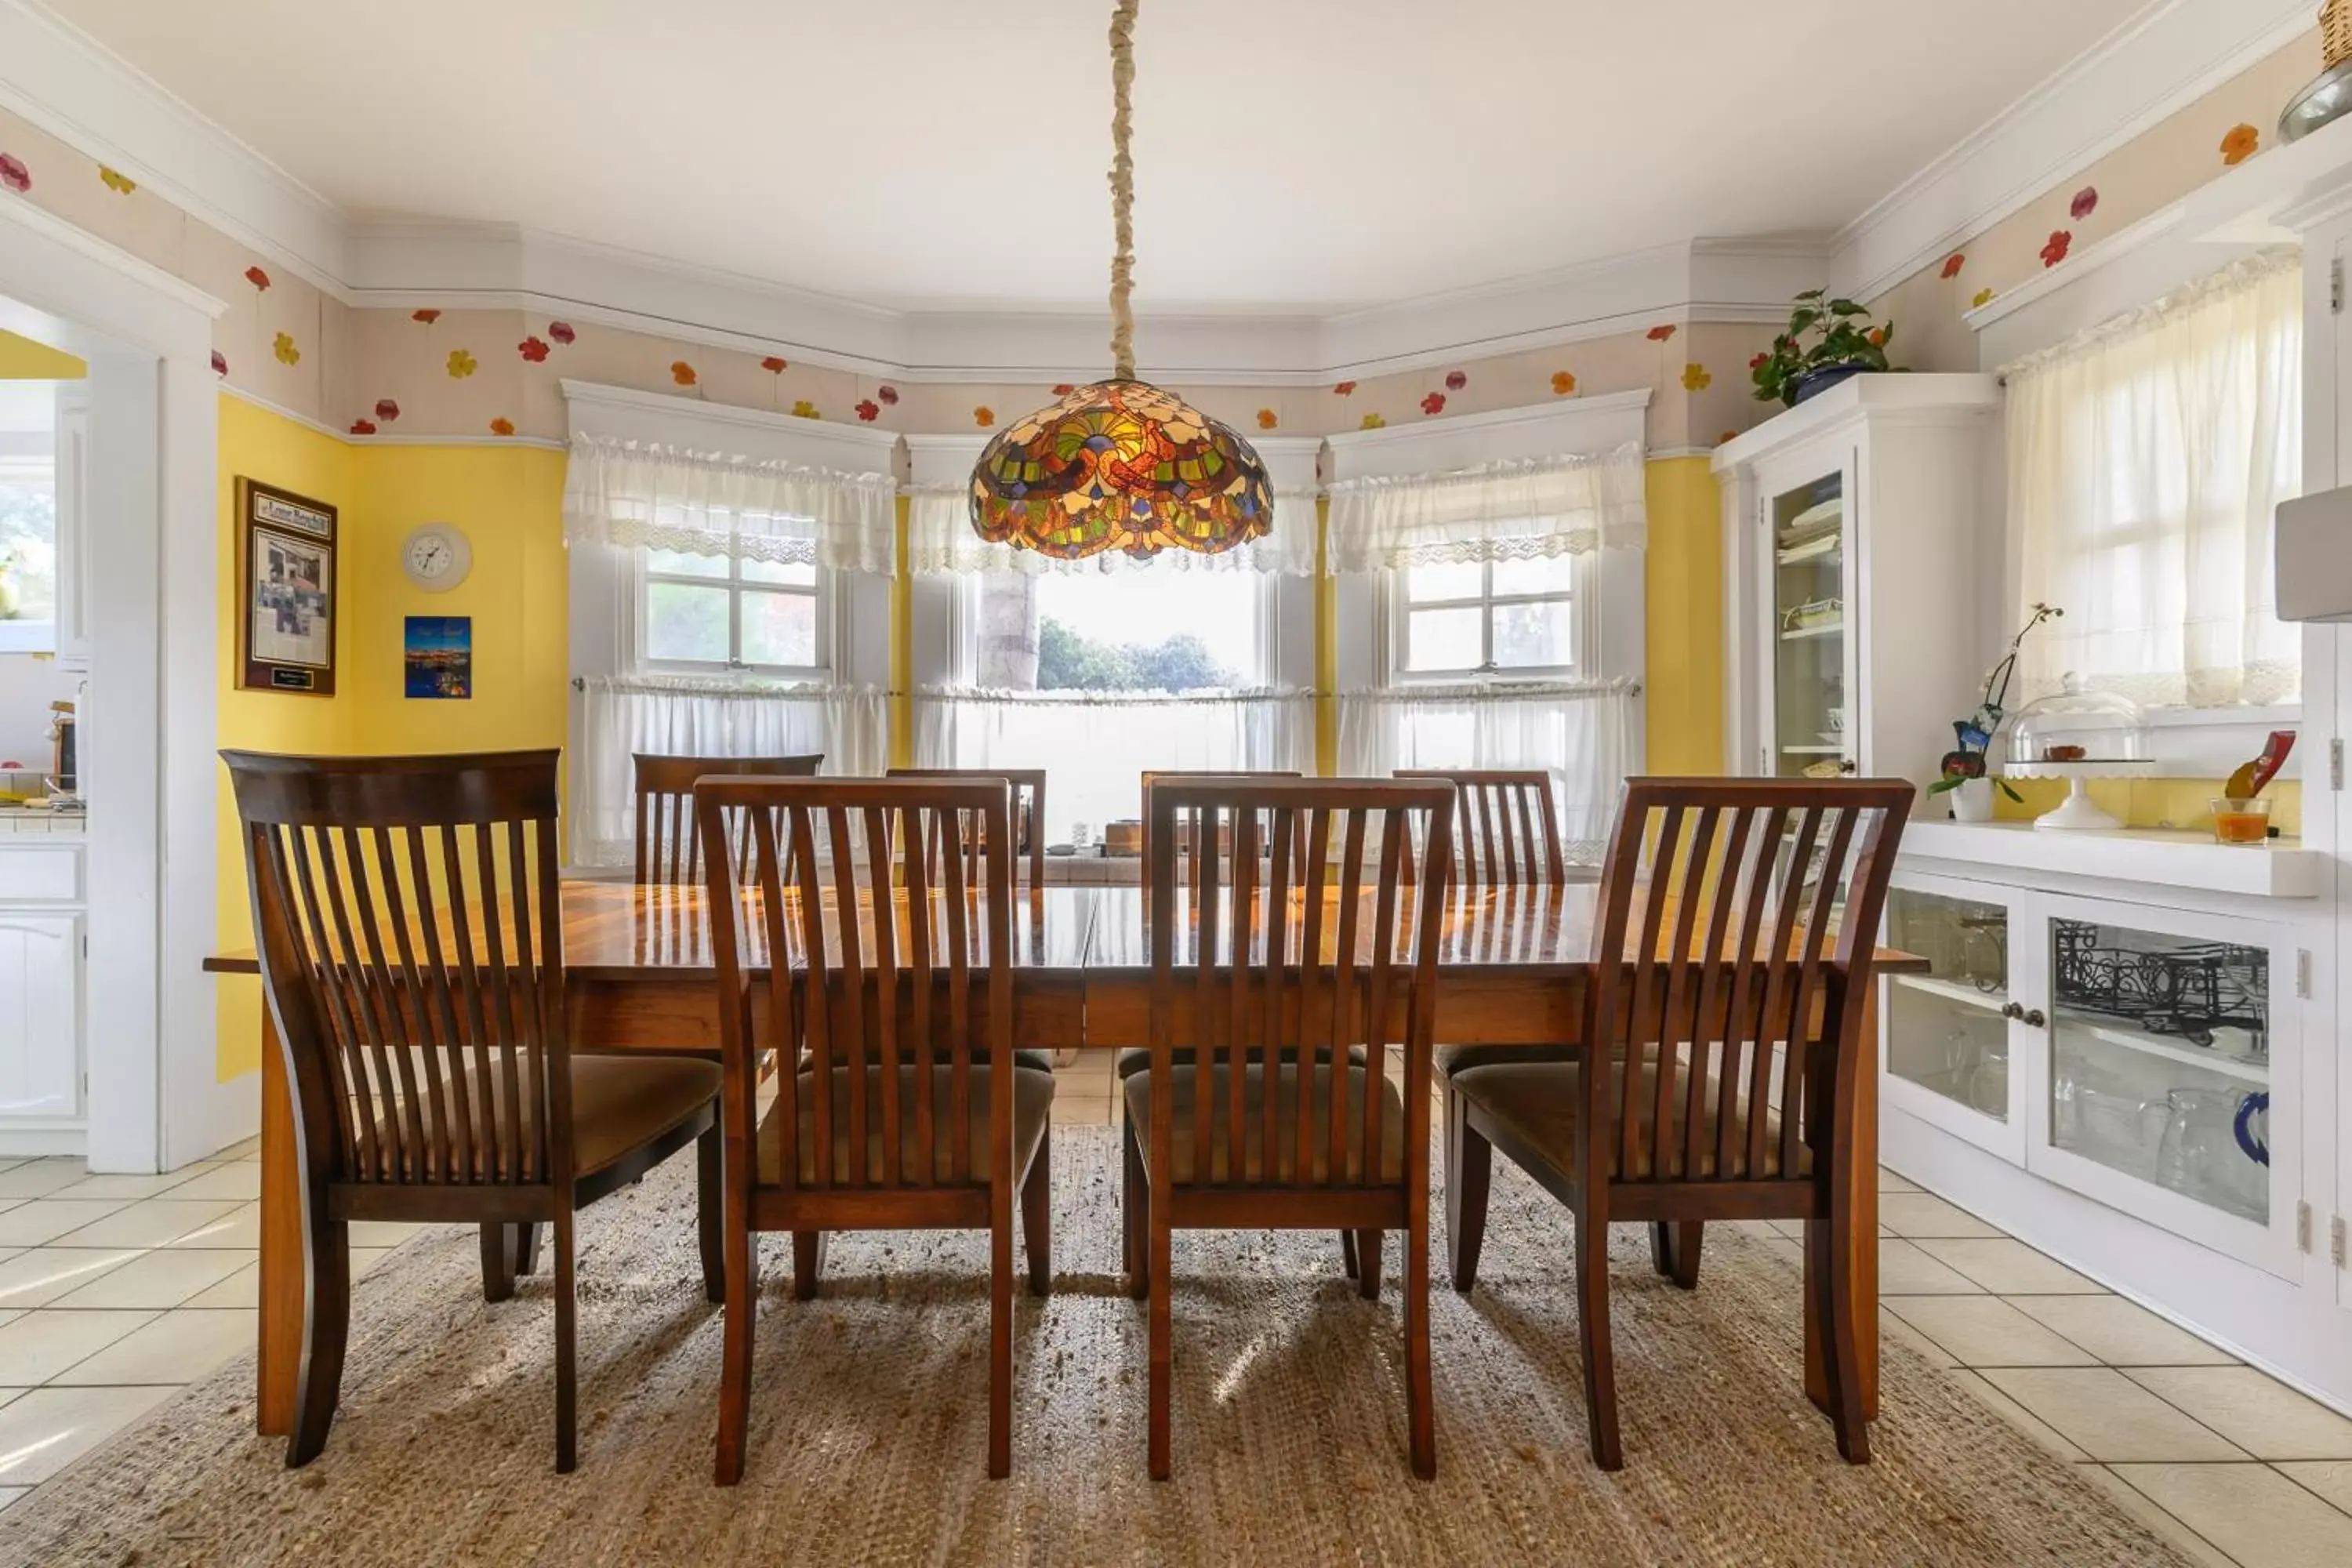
[2002, 676, 2156, 831]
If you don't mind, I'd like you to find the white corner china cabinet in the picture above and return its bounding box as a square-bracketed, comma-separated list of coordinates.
[1714, 373, 2000, 797]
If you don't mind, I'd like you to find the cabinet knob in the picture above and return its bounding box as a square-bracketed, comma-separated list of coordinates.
[2000, 1002, 2024, 1020]
[2023, 1008, 2048, 1029]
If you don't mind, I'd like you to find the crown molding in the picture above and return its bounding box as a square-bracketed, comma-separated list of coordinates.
[1324, 388, 1652, 480]
[560, 377, 904, 476]
[1828, 0, 2314, 305]
[0, 183, 228, 331]
[0, 0, 349, 296]
[222, 383, 565, 449]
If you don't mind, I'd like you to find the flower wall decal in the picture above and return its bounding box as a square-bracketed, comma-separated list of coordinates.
[760, 356, 788, 374]
[518, 336, 550, 363]
[2039, 230, 2072, 268]
[1680, 364, 1712, 391]
[973, 405, 995, 427]
[0, 154, 30, 194]
[1051, 383, 1076, 396]
[272, 332, 299, 366]
[547, 321, 576, 346]
[1646, 325, 1676, 342]
[447, 349, 478, 379]
[2221, 124, 2259, 166]
[1550, 370, 1577, 395]
[2071, 186, 2100, 220]
[1333, 381, 1357, 395]
[670, 361, 696, 387]
[98, 166, 135, 194]
[1255, 408, 1278, 429]
[1420, 392, 1446, 416]
[877, 385, 899, 406]
[375, 398, 401, 422]
[1443, 370, 1467, 391]
[1749, 351, 1771, 370]
[1718, 430, 1740, 445]
[244, 265, 270, 292]
[791, 400, 820, 419]
[855, 399, 880, 422]
[1940, 253, 1966, 280]
[348, 419, 376, 436]
[1359, 412, 1386, 430]
[210, 350, 228, 377]
[1973, 287, 1996, 309]
[411, 309, 441, 325]
[489, 417, 515, 437]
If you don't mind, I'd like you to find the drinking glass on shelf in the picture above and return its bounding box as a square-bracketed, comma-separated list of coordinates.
[1070, 821, 1094, 852]
[2209, 797, 2271, 844]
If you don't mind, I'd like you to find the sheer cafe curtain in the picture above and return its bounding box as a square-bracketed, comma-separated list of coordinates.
[906, 483, 1318, 843]
[2005, 248, 2302, 709]
[1329, 440, 1647, 864]
[562, 434, 895, 866]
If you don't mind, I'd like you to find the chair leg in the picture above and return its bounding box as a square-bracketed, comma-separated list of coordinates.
[696, 1124, 725, 1305]
[1574, 1204, 1622, 1472]
[285, 1195, 349, 1468]
[1340, 1229, 1359, 1279]
[479, 1221, 540, 1303]
[791, 1232, 826, 1301]
[1354, 1230, 1384, 1301]
[1650, 1220, 1703, 1290]
[1123, 1122, 1149, 1301]
[989, 1182, 1015, 1479]
[1444, 1087, 1491, 1293]
[1148, 1199, 1174, 1481]
[714, 1217, 756, 1486]
[554, 1205, 578, 1474]
[1021, 1142, 1052, 1298]
[1817, 1203, 1871, 1465]
[1405, 1203, 1436, 1480]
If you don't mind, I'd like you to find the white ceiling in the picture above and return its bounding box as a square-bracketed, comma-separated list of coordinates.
[45, 0, 2147, 314]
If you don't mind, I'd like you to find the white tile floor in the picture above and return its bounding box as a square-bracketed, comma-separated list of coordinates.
[1, 1060, 2348, 1567]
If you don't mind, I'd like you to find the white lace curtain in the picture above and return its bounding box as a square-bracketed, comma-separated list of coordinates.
[562, 434, 897, 572]
[904, 486, 1320, 575]
[1335, 680, 1639, 864]
[915, 688, 1316, 844]
[568, 677, 889, 866]
[1323, 440, 1647, 573]
[2005, 248, 2302, 709]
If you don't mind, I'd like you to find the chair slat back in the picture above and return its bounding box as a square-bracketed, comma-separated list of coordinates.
[1139, 769, 1305, 890]
[1584, 778, 1911, 1189]
[1145, 778, 1454, 1190]
[697, 777, 1017, 1194]
[633, 753, 822, 887]
[224, 749, 568, 1190]
[885, 767, 1047, 890]
[1396, 768, 1566, 884]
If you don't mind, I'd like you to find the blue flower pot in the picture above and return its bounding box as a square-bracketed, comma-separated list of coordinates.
[1789, 365, 1868, 405]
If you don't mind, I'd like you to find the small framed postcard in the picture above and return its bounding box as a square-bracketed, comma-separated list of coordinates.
[237, 478, 338, 695]
[403, 615, 472, 699]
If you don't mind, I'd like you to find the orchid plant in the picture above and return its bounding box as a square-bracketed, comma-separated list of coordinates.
[1929, 602, 2063, 798]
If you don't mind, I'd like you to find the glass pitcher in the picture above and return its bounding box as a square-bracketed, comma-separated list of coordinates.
[2143, 1088, 2267, 1222]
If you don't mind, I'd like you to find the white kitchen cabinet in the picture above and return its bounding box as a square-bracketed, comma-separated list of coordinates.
[0, 834, 86, 1153]
[1713, 374, 1999, 796]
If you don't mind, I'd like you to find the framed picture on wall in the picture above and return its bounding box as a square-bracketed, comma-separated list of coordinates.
[236, 477, 338, 695]
[403, 615, 471, 699]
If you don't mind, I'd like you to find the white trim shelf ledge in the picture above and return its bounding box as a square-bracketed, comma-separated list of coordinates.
[1902, 819, 2320, 900]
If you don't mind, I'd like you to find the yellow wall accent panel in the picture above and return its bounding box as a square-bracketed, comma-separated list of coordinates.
[0, 328, 86, 379]
[1642, 456, 1722, 776]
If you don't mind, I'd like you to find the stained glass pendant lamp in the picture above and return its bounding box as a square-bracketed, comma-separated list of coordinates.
[969, 0, 1273, 561]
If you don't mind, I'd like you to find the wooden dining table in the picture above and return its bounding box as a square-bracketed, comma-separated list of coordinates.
[205, 879, 1924, 1446]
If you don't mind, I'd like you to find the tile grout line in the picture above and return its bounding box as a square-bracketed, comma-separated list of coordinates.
[2081, 1461, 2255, 1568]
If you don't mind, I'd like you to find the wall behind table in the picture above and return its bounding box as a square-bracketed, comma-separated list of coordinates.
[212, 398, 568, 1081]
[1642, 456, 1722, 776]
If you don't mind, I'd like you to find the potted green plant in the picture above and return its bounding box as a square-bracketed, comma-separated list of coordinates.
[1932, 603, 2063, 821]
[1751, 290, 1897, 406]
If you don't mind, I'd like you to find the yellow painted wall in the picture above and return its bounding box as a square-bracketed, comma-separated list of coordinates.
[1642, 457, 1722, 775]
[212, 397, 568, 1080]
[0, 328, 85, 380]
[1994, 777, 2303, 836]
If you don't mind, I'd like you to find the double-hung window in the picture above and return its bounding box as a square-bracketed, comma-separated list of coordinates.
[642, 548, 827, 677]
[1393, 555, 1575, 680]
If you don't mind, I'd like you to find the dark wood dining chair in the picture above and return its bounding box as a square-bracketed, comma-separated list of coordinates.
[1127, 776, 1454, 1480]
[697, 775, 1055, 1483]
[633, 751, 822, 885]
[1443, 777, 1912, 1469]
[885, 766, 1047, 890]
[223, 749, 724, 1472]
[1397, 768, 1568, 886]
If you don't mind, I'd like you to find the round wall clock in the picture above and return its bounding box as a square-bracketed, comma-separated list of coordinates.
[401, 523, 471, 593]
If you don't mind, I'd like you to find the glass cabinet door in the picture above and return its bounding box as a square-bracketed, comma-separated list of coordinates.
[2028, 902, 2296, 1275]
[1883, 882, 2022, 1159]
[1767, 470, 1851, 779]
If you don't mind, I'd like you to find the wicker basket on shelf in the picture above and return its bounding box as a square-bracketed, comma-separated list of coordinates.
[2330, 0, 2352, 71]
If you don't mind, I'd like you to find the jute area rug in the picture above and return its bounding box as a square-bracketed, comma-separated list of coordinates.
[3, 1128, 2196, 1566]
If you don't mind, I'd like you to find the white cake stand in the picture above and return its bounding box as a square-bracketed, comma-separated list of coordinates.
[2001, 759, 2159, 831]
